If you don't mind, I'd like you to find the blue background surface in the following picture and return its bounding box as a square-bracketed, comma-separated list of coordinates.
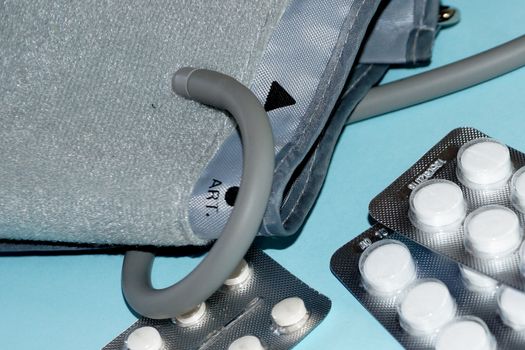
[1, 1, 525, 349]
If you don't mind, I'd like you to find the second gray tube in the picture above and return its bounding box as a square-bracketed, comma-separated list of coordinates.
[349, 34, 525, 123]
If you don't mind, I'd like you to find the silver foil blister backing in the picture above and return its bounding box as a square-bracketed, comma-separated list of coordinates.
[330, 224, 525, 349]
[104, 249, 331, 350]
[369, 127, 525, 290]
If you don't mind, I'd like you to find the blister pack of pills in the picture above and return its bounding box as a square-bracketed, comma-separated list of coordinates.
[330, 224, 525, 349]
[104, 248, 331, 350]
[369, 127, 525, 290]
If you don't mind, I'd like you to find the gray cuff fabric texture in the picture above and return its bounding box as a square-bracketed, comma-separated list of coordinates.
[0, 0, 290, 248]
[0, 0, 439, 252]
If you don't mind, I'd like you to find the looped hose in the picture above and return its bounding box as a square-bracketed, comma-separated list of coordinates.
[122, 68, 274, 319]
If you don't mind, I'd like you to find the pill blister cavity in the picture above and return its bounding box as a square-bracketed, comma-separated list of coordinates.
[458, 264, 498, 292]
[224, 259, 251, 287]
[497, 286, 525, 330]
[464, 205, 522, 259]
[398, 279, 456, 335]
[409, 179, 466, 232]
[228, 335, 266, 350]
[511, 166, 525, 213]
[271, 297, 309, 333]
[359, 240, 416, 296]
[173, 302, 206, 327]
[435, 317, 496, 350]
[125, 326, 163, 350]
[457, 138, 512, 190]
[106, 250, 331, 350]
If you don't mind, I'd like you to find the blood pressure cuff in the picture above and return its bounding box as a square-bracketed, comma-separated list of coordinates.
[0, 0, 440, 251]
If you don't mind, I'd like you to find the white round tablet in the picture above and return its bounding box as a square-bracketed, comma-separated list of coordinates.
[497, 286, 525, 330]
[511, 166, 525, 213]
[228, 335, 265, 350]
[271, 297, 309, 330]
[125, 326, 163, 350]
[457, 138, 512, 189]
[173, 302, 206, 327]
[464, 205, 522, 259]
[435, 317, 496, 350]
[224, 259, 251, 286]
[409, 179, 466, 231]
[359, 240, 417, 296]
[458, 264, 498, 292]
[397, 279, 456, 335]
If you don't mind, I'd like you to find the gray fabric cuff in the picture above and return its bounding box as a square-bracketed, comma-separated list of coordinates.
[0, 0, 439, 252]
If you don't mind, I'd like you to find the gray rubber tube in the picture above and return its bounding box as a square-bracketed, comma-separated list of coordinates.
[348, 34, 525, 123]
[122, 68, 274, 319]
